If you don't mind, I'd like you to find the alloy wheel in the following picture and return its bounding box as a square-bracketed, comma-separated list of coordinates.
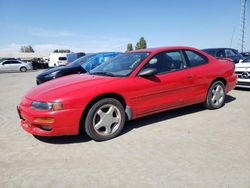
[211, 84, 225, 107]
[92, 104, 121, 136]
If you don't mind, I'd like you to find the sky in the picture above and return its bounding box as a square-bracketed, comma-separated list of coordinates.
[0, 0, 249, 53]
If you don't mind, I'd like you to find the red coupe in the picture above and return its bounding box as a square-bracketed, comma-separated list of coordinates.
[18, 47, 237, 141]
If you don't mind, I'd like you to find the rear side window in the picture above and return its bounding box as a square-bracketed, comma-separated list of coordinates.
[185, 50, 207, 67]
[58, 57, 67, 61]
[225, 49, 236, 57]
[216, 50, 225, 57]
[11, 61, 21, 64]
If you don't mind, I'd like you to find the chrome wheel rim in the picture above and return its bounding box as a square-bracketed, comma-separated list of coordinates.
[211, 84, 224, 107]
[93, 104, 121, 136]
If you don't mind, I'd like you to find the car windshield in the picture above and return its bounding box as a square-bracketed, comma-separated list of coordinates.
[243, 56, 250, 63]
[66, 53, 120, 72]
[89, 52, 150, 77]
[66, 54, 95, 68]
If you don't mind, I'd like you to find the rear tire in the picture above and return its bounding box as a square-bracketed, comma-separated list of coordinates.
[20, 67, 27, 72]
[84, 98, 126, 141]
[204, 81, 225, 109]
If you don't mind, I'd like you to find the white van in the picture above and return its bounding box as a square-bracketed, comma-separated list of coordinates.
[48, 53, 68, 67]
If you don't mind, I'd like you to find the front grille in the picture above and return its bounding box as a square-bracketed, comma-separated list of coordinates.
[237, 81, 250, 86]
[236, 71, 250, 79]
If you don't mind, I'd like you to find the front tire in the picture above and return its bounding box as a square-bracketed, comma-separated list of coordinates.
[204, 81, 226, 109]
[84, 98, 126, 141]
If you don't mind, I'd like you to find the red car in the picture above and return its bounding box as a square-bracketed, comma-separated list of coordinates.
[18, 46, 237, 141]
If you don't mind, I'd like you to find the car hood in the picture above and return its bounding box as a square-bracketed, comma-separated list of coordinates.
[235, 62, 250, 69]
[26, 74, 116, 101]
[38, 66, 66, 76]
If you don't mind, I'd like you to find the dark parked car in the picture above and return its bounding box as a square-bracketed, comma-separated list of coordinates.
[36, 52, 121, 84]
[202, 48, 243, 63]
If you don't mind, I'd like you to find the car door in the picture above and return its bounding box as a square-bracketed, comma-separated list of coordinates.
[182, 50, 210, 103]
[11, 60, 22, 70]
[132, 50, 194, 116]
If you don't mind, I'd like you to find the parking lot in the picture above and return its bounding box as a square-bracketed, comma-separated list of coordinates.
[0, 71, 249, 188]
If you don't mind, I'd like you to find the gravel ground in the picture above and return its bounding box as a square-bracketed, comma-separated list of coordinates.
[0, 71, 249, 188]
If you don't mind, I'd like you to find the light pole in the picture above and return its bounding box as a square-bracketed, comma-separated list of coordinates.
[240, 0, 247, 53]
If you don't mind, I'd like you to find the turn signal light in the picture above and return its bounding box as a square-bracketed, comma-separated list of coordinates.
[52, 103, 64, 111]
[34, 117, 55, 124]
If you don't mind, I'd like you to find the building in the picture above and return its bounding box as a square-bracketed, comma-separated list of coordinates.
[0, 51, 50, 60]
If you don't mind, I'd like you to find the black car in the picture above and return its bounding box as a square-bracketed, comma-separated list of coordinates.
[36, 52, 121, 84]
[202, 48, 244, 63]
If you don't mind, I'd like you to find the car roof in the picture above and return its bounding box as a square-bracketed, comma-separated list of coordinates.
[129, 46, 200, 53]
[202, 48, 237, 51]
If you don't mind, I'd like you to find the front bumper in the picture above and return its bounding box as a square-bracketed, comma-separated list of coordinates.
[236, 78, 250, 88]
[17, 97, 83, 136]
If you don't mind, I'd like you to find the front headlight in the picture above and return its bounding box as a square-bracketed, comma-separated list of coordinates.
[44, 71, 59, 79]
[31, 101, 64, 111]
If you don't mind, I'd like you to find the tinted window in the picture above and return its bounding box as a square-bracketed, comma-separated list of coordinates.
[225, 49, 236, 57]
[11, 61, 21, 64]
[185, 50, 207, 67]
[202, 49, 217, 56]
[216, 50, 225, 57]
[142, 51, 186, 74]
[2, 61, 11, 65]
[232, 49, 239, 54]
[58, 57, 67, 61]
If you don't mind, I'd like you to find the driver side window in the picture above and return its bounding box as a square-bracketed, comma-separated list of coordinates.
[142, 51, 186, 74]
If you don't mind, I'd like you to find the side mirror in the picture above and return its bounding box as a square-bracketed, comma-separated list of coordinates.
[138, 68, 157, 77]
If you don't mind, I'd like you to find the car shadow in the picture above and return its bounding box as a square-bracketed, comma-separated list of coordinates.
[34, 132, 92, 144]
[121, 94, 236, 135]
[34, 94, 236, 144]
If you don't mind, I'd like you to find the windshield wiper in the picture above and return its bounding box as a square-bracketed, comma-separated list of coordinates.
[90, 71, 115, 77]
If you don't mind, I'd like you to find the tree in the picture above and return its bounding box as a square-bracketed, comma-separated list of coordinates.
[134, 37, 147, 50]
[127, 43, 133, 51]
[139, 37, 147, 49]
[126, 37, 147, 51]
[20, 45, 35, 53]
[53, 49, 71, 53]
[135, 42, 141, 50]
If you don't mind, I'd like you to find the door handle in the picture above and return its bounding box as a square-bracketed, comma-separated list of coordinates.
[187, 75, 192, 79]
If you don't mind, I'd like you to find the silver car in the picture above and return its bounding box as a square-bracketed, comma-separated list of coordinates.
[0, 59, 32, 72]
